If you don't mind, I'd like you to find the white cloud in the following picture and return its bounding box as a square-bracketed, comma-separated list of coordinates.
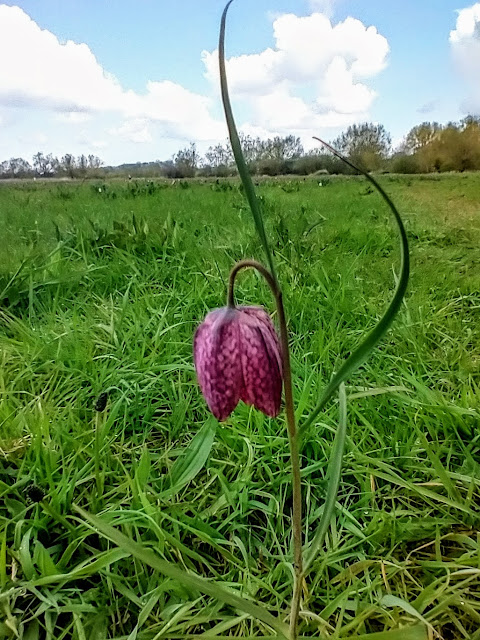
[449, 3, 480, 111]
[57, 112, 93, 124]
[0, 5, 124, 113]
[273, 14, 388, 80]
[17, 131, 48, 146]
[76, 134, 107, 150]
[109, 118, 153, 144]
[0, 4, 223, 145]
[317, 56, 375, 114]
[202, 12, 388, 138]
[449, 3, 480, 45]
[125, 81, 224, 140]
[0, 3, 389, 161]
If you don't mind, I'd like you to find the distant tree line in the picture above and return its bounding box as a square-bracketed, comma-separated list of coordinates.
[391, 116, 480, 173]
[1, 115, 479, 179]
[0, 152, 104, 179]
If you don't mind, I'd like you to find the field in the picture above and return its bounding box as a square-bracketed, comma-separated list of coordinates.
[0, 173, 479, 639]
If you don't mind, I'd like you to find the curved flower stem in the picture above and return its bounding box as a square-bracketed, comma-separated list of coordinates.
[299, 137, 410, 439]
[219, 1, 277, 282]
[228, 259, 303, 640]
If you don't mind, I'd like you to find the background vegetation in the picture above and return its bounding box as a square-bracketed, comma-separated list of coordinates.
[1, 115, 480, 180]
[0, 173, 479, 638]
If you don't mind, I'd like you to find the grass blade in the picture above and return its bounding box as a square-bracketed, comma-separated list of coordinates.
[219, 1, 277, 281]
[161, 417, 217, 498]
[109, 633, 427, 640]
[351, 628, 428, 640]
[304, 383, 347, 571]
[300, 140, 410, 437]
[73, 505, 290, 639]
[380, 595, 432, 631]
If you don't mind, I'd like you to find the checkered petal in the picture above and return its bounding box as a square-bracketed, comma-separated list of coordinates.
[193, 308, 243, 421]
[238, 307, 283, 417]
[194, 306, 283, 420]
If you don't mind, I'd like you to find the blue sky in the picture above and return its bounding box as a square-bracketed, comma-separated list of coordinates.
[0, 0, 479, 165]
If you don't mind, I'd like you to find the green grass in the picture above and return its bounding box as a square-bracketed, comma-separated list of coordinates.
[0, 173, 479, 638]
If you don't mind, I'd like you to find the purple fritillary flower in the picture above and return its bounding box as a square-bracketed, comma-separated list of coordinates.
[194, 306, 283, 421]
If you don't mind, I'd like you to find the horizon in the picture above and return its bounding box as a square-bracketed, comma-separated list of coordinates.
[1, 1, 479, 166]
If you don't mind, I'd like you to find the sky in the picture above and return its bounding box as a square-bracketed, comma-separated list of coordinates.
[0, 0, 479, 166]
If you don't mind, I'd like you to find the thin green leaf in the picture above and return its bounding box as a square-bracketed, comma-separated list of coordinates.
[351, 627, 428, 640]
[34, 540, 59, 577]
[73, 505, 290, 639]
[304, 383, 347, 571]
[219, 1, 277, 281]
[29, 548, 130, 587]
[161, 417, 217, 498]
[22, 621, 40, 640]
[18, 528, 35, 580]
[120, 631, 427, 640]
[300, 139, 410, 437]
[413, 426, 462, 503]
[364, 466, 473, 515]
[380, 594, 432, 630]
[135, 446, 151, 488]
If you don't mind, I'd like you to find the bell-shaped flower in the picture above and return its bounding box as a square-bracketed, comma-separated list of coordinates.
[194, 306, 283, 421]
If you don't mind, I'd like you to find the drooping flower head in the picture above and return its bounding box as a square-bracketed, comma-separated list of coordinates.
[194, 306, 283, 421]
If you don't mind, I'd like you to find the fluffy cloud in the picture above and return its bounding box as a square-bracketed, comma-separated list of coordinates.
[56, 112, 93, 124]
[0, 4, 223, 144]
[202, 12, 389, 138]
[76, 133, 107, 150]
[450, 3, 480, 46]
[124, 81, 224, 140]
[0, 3, 389, 160]
[18, 131, 48, 146]
[109, 119, 153, 144]
[449, 3, 480, 111]
[0, 6, 124, 113]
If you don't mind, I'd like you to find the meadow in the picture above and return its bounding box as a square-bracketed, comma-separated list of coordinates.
[0, 172, 479, 639]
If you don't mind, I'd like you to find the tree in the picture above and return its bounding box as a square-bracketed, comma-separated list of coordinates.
[32, 152, 59, 177]
[61, 154, 76, 178]
[255, 135, 305, 175]
[401, 118, 480, 172]
[333, 122, 392, 171]
[87, 154, 104, 178]
[238, 133, 263, 168]
[0, 158, 32, 178]
[460, 115, 480, 130]
[173, 143, 199, 177]
[390, 152, 420, 174]
[88, 154, 103, 170]
[404, 122, 442, 153]
[77, 154, 88, 177]
[261, 135, 304, 162]
[204, 142, 234, 170]
[8, 157, 32, 178]
[436, 122, 480, 171]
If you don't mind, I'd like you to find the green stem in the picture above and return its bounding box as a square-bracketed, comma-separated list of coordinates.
[228, 259, 303, 640]
[219, 1, 277, 282]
